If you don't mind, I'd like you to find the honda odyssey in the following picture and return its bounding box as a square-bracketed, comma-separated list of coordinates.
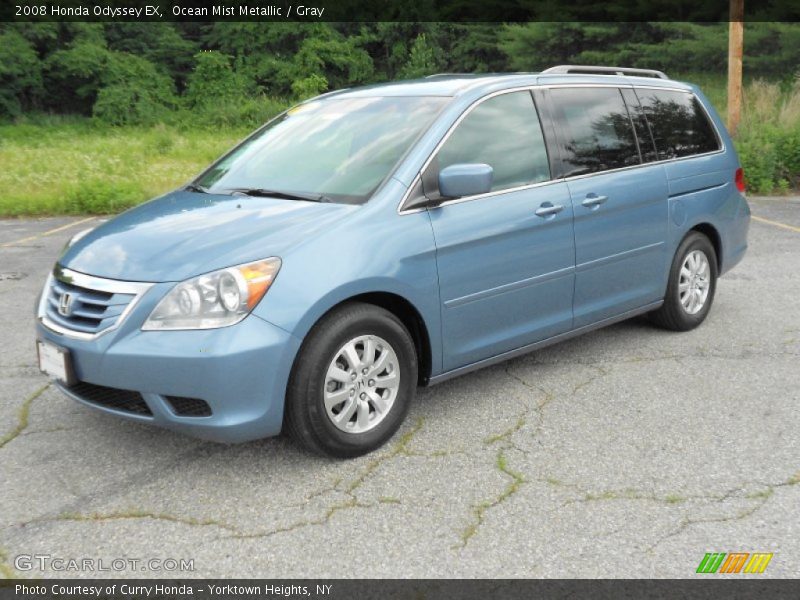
[36, 66, 751, 457]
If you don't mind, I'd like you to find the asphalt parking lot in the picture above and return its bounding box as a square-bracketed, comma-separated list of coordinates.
[0, 197, 798, 579]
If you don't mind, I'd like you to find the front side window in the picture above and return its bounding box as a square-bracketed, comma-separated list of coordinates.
[549, 87, 640, 176]
[195, 96, 448, 204]
[430, 91, 551, 194]
[634, 89, 721, 159]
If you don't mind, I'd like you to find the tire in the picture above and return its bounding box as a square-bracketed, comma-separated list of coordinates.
[650, 231, 718, 331]
[285, 302, 417, 458]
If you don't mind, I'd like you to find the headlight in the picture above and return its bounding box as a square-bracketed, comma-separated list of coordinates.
[142, 258, 281, 331]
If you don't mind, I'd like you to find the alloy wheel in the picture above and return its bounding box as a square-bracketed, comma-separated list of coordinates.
[679, 249, 711, 315]
[323, 335, 400, 433]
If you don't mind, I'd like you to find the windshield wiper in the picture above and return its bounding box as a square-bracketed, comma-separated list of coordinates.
[225, 188, 332, 203]
[185, 184, 208, 194]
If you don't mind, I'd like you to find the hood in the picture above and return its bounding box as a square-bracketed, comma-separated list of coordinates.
[60, 191, 357, 282]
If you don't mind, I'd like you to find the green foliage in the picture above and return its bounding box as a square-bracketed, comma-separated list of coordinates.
[184, 51, 254, 107]
[291, 74, 329, 100]
[737, 127, 800, 194]
[8, 22, 60, 55]
[179, 51, 286, 127]
[175, 95, 287, 129]
[501, 23, 591, 70]
[204, 23, 373, 96]
[733, 79, 800, 194]
[145, 124, 175, 155]
[777, 129, 800, 183]
[292, 27, 374, 90]
[0, 20, 799, 211]
[62, 179, 145, 214]
[501, 23, 727, 73]
[0, 119, 248, 216]
[104, 23, 198, 89]
[92, 53, 177, 125]
[2, 21, 799, 121]
[624, 23, 728, 73]
[737, 137, 780, 194]
[448, 24, 507, 73]
[0, 30, 43, 118]
[44, 40, 111, 114]
[739, 23, 800, 79]
[399, 34, 442, 79]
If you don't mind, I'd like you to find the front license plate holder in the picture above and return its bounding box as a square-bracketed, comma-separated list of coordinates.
[36, 340, 77, 386]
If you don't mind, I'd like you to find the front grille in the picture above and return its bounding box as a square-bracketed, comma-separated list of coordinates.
[45, 278, 135, 336]
[68, 381, 152, 416]
[165, 396, 212, 417]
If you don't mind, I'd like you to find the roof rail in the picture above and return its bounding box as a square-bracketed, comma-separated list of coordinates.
[541, 65, 668, 80]
[424, 73, 471, 79]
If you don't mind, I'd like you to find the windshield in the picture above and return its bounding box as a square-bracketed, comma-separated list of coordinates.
[195, 96, 449, 204]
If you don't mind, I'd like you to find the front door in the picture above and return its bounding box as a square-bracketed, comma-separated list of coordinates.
[424, 90, 576, 371]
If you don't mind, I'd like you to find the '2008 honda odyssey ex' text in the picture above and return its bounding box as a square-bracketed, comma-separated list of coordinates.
[36, 66, 750, 457]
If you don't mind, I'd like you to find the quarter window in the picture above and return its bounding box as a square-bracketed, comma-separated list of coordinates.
[432, 91, 551, 194]
[549, 87, 640, 176]
[634, 89, 721, 159]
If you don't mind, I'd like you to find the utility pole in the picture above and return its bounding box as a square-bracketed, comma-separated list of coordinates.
[727, 0, 744, 136]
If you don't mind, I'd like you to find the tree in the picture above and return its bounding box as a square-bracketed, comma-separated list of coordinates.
[44, 39, 111, 114]
[399, 34, 441, 79]
[92, 53, 177, 125]
[0, 30, 43, 117]
[292, 26, 374, 91]
[184, 51, 254, 108]
[104, 23, 197, 91]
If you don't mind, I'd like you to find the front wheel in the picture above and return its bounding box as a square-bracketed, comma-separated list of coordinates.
[651, 231, 718, 331]
[285, 302, 417, 458]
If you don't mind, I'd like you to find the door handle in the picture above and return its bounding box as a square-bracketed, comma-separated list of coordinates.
[535, 203, 564, 218]
[581, 194, 608, 208]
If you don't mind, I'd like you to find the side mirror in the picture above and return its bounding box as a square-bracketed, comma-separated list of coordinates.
[438, 163, 493, 199]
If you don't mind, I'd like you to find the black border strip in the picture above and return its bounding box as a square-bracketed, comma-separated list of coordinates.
[2, 579, 800, 600]
[3, 0, 800, 22]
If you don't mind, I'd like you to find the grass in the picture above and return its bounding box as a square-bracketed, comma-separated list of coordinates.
[734, 79, 800, 194]
[673, 72, 728, 112]
[0, 118, 253, 216]
[1, 76, 798, 217]
[676, 72, 800, 194]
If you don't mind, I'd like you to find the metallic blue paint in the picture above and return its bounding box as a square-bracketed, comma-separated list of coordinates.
[61, 191, 357, 282]
[438, 163, 494, 198]
[430, 181, 576, 370]
[567, 163, 669, 328]
[36, 73, 750, 443]
[37, 283, 301, 442]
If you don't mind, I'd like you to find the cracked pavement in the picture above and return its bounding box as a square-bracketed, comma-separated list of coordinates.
[0, 197, 798, 578]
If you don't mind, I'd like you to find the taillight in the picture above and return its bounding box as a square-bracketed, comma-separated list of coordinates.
[735, 167, 746, 193]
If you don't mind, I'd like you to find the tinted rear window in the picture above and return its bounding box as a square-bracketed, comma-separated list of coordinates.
[634, 89, 721, 159]
[549, 87, 640, 177]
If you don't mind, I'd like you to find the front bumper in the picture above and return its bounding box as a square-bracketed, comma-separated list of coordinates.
[36, 296, 302, 443]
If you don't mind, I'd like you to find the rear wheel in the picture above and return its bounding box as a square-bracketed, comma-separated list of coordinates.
[651, 231, 718, 331]
[285, 302, 417, 458]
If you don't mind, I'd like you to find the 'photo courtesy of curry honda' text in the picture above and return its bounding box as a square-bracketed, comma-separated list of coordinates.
[35, 66, 750, 457]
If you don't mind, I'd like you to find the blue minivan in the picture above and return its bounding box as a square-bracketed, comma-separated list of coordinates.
[36, 66, 750, 457]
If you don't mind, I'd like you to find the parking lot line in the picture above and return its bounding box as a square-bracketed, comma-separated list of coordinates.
[751, 215, 800, 234]
[0, 216, 96, 248]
